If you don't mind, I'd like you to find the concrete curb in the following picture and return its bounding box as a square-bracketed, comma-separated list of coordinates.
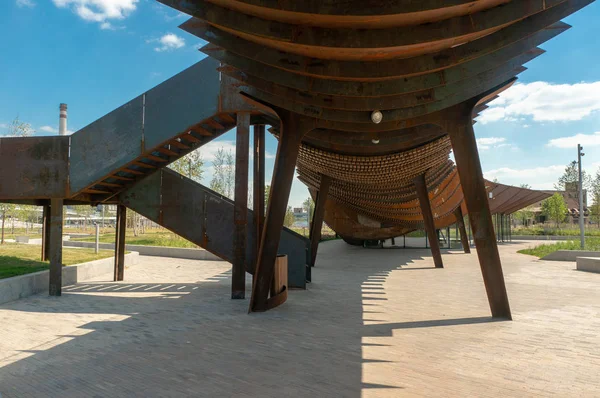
[576, 257, 600, 273]
[0, 252, 139, 306]
[512, 235, 574, 241]
[541, 250, 600, 262]
[63, 241, 222, 261]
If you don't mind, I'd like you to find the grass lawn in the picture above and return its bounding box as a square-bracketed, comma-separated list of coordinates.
[0, 243, 115, 279]
[518, 237, 600, 258]
[71, 230, 198, 248]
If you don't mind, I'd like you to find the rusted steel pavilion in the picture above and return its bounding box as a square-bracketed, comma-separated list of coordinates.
[0, 0, 589, 318]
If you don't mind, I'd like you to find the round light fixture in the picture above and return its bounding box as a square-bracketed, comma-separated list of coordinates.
[371, 139, 380, 144]
[371, 110, 383, 124]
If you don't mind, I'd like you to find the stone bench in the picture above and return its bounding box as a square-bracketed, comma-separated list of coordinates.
[576, 257, 600, 273]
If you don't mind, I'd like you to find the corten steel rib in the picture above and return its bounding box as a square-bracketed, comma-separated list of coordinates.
[155, 0, 588, 315]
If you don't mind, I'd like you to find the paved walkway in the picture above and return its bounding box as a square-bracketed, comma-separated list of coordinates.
[0, 241, 599, 397]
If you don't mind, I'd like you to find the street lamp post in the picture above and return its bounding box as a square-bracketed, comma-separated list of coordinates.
[578, 144, 585, 249]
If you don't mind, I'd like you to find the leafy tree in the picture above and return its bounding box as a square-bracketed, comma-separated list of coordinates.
[303, 196, 315, 226]
[18, 205, 39, 233]
[264, 184, 270, 211]
[210, 147, 235, 198]
[542, 193, 568, 228]
[0, 203, 15, 244]
[169, 150, 204, 182]
[1, 116, 33, 240]
[590, 169, 600, 227]
[520, 183, 532, 189]
[555, 160, 591, 192]
[210, 148, 226, 195]
[284, 206, 295, 227]
[225, 150, 235, 199]
[514, 205, 534, 226]
[6, 116, 34, 137]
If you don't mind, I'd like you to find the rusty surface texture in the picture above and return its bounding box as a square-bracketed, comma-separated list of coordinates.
[0, 136, 69, 199]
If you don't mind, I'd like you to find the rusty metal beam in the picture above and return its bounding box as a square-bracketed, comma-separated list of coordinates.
[447, 108, 511, 319]
[41, 203, 50, 261]
[233, 112, 250, 299]
[414, 174, 443, 268]
[253, 124, 266, 266]
[114, 204, 126, 281]
[250, 111, 312, 312]
[48, 198, 63, 296]
[309, 174, 331, 267]
[454, 205, 471, 254]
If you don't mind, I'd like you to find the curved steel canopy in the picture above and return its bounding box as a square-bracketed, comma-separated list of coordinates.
[158, 0, 591, 239]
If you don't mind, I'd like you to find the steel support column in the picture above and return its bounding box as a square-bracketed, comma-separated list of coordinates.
[414, 174, 443, 268]
[114, 204, 126, 282]
[250, 111, 310, 312]
[253, 124, 266, 265]
[48, 198, 63, 296]
[309, 174, 332, 267]
[41, 203, 51, 261]
[447, 114, 511, 319]
[454, 206, 471, 253]
[233, 112, 250, 299]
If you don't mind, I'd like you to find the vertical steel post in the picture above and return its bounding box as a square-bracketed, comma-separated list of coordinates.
[114, 204, 126, 281]
[414, 174, 443, 268]
[95, 223, 100, 254]
[48, 198, 63, 296]
[253, 124, 266, 266]
[310, 174, 331, 267]
[448, 115, 511, 319]
[454, 206, 471, 253]
[233, 113, 250, 299]
[41, 203, 50, 261]
[578, 144, 585, 249]
[250, 111, 308, 312]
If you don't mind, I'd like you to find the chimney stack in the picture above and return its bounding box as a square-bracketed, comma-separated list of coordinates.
[59, 103, 68, 136]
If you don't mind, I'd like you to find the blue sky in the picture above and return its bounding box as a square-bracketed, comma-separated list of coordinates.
[1, 1, 600, 207]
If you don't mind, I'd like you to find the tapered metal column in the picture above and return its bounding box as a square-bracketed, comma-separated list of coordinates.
[114, 204, 126, 282]
[309, 174, 331, 267]
[253, 124, 266, 266]
[233, 113, 250, 299]
[41, 203, 51, 261]
[448, 115, 511, 320]
[414, 174, 443, 268]
[250, 112, 309, 312]
[454, 206, 471, 253]
[48, 198, 63, 296]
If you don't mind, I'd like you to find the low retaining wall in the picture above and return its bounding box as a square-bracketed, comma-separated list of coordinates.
[63, 241, 222, 261]
[577, 257, 600, 273]
[542, 250, 600, 262]
[513, 235, 573, 241]
[0, 252, 139, 305]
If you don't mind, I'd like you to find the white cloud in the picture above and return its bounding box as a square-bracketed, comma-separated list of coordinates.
[477, 81, 600, 124]
[52, 0, 138, 28]
[484, 165, 566, 190]
[39, 125, 58, 133]
[547, 131, 600, 149]
[150, 33, 185, 52]
[16, 0, 35, 7]
[0, 123, 7, 129]
[476, 137, 509, 151]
